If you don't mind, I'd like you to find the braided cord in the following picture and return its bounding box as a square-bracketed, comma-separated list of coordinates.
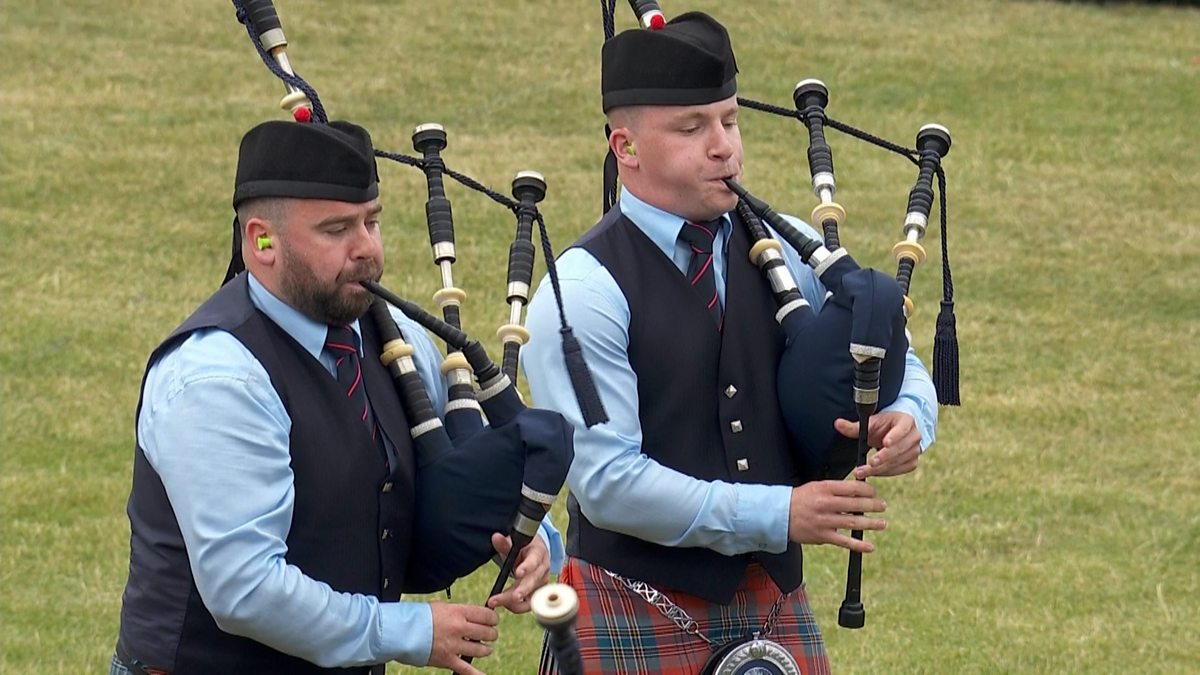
[373, 149, 422, 169]
[738, 96, 915, 161]
[533, 214, 569, 331]
[444, 166, 520, 211]
[600, 0, 619, 213]
[374, 150, 517, 209]
[936, 167, 951, 303]
[736, 96, 798, 120]
[602, 0, 617, 40]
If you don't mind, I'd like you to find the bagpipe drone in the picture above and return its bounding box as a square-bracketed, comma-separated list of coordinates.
[605, 0, 960, 633]
[227, 0, 608, 611]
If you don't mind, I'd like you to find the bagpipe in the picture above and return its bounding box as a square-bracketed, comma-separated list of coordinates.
[228, 0, 608, 605]
[603, 0, 960, 632]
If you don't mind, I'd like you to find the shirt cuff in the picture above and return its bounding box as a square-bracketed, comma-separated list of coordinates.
[378, 601, 434, 666]
[538, 517, 566, 575]
[732, 483, 794, 554]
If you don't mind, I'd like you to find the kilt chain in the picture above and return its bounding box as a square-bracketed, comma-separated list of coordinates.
[603, 569, 790, 646]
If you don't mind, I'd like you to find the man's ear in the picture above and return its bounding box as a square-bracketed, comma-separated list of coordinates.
[243, 217, 277, 265]
[610, 128, 639, 167]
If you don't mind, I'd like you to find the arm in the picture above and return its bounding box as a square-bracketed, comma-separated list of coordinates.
[522, 250, 792, 557]
[139, 330, 435, 667]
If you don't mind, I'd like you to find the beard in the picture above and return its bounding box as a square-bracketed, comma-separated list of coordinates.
[278, 241, 379, 326]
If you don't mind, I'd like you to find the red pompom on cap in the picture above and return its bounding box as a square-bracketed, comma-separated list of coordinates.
[293, 106, 313, 123]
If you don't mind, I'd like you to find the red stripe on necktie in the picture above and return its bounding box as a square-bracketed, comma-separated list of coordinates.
[691, 255, 714, 285]
[347, 362, 362, 397]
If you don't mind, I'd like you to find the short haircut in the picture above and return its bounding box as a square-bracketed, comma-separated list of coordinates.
[235, 197, 291, 231]
[606, 105, 645, 131]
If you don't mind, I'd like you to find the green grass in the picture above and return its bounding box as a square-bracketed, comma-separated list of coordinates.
[2, 0, 1198, 672]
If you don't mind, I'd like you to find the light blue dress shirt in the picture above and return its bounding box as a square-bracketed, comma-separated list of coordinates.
[137, 273, 563, 668]
[522, 190, 938, 558]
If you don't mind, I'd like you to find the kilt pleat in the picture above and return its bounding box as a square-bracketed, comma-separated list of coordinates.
[538, 557, 830, 675]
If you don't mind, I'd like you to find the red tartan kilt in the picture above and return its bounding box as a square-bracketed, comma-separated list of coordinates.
[539, 557, 830, 675]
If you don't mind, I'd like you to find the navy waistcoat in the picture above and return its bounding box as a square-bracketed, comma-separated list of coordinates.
[567, 207, 805, 604]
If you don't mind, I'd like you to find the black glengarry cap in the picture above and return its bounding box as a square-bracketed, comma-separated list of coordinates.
[601, 11, 738, 112]
[232, 120, 379, 207]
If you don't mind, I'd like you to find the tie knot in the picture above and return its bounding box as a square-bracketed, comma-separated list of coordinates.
[325, 324, 361, 354]
[679, 221, 717, 254]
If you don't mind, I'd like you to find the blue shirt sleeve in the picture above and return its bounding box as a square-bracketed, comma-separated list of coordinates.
[522, 249, 793, 557]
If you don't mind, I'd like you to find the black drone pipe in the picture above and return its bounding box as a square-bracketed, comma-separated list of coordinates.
[412, 124, 464, 331]
[369, 297, 453, 465]
[410, 123, 485, 441]
[497, 171, 546, 385]
[792, 79, 845, 251]
[893, 125, 952, 303]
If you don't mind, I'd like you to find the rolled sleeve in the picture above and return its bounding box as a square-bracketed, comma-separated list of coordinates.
[731, 483, 794, 554]
[538, 517, 566, 575]
[378, 601, 434, 666]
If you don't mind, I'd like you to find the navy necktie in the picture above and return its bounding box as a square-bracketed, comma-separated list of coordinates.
[679, 221, 723, 329]
[325, 325, 380, 443]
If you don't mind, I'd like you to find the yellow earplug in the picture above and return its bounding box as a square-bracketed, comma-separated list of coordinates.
[256, 235, 272, 250]
[625, 142, 637, 156]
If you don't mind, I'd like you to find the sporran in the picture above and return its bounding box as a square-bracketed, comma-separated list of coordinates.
[701, 633, 801, 675]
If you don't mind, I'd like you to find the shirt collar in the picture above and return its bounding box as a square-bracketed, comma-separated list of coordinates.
[619, 189, 732, 258]
[247, 272, 363, 359]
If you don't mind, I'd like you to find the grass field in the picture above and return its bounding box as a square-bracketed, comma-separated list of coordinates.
[2, 0, 1198, 673]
